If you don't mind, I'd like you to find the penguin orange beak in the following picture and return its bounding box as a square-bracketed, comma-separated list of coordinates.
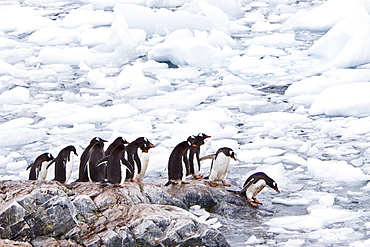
[191, 144, 197, 147]
[275, 188, 280, 193]
[205, 135, 211, 138]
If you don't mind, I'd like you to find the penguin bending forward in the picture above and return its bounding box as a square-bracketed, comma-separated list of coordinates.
[48, 145, 78, 184]
[228, 172, 280, 207]
[201, 147, 236, 187]
[106, 144, 134, 185]
[165, 139, 196, 186]
[187, 133, 211, 179]
[27, 153, 54, 180]
[76, 137, 107, 182]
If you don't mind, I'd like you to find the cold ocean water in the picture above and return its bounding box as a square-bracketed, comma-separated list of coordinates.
[1, 0, 370, 245]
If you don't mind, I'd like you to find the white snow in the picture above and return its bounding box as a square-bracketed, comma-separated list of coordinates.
[1, 0, 370, 245]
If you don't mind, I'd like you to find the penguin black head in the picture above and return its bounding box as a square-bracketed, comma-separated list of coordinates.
[247, 172, 280, 193]
[65, 145, 78, 156]
[217, 147, 237, 161]
[90, 137, 107, 145]
[198, 133, 211, 139]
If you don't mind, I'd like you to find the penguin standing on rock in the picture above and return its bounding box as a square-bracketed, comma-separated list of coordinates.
[48, 145, 78, 184]
[126, 137, 154, 182]
[27, 153, 54, 180]
[137, 140, 155, 182]
[228, 172, 280, 207]
[106, 144, 134, 185]
[76, 137, 107, 182]
[165, 138, 196, 186]
[86, 140, 106, 182]
[201, 147, 236, 187]
[187, 133, 211, 179]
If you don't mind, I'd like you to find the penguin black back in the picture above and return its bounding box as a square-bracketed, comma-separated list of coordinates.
[243, 172, 280, 192]
[77, 137, 106, 182]
[165, 139, 194, 186]
[87, 140, 106, 182]
[27, 153, 54, 180]
[105, 137, 129, 156]
[126, 137, 153, 181]
[50, 145, 78, 184]
[187, 133, 211, 177]
[107, 144, 133, 184]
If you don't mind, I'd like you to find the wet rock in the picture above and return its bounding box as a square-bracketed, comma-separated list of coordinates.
[0, 239, 32, 247]
[0, 180, 237, 246]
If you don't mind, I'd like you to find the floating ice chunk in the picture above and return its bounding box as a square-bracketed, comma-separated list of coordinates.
[247, 112, 311, 125]
[198, 0, 230, 35]
[60, 5, 114, 27]
[272, 197, 311, 206]
[28, 26, 78, 45]
[246, 44, 285, 57]
[310, 5, 370, 68]
[0, 5, 53, 33]
[237, 147, 285, 163]
[0, 86, 29, 104]
[307, 158, 370, 183]
[309, 82, 370, 117]
[246, 235, 264, 245]
[38, 46, 92, 65]
[281, 0, 368, 31]
[0, 127, 46, 147]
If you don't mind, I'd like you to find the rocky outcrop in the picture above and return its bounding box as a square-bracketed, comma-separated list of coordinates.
[0, 179, 244, 246]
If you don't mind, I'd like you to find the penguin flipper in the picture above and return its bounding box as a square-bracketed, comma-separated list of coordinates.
[26, 163, 34, 170]
[199, 154, 216, 161]
[164, 181, 172, 186]
[46, 159, 55, 169]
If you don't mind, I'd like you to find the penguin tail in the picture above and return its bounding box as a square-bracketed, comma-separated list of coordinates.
[164, 181, 172, 186]
[226, 189, 240, 195]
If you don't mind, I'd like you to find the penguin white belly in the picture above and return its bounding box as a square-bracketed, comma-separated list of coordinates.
[209, 154, 230, 182]
[65, 153, 75, 184]
[181, 158, 187, 181]
[120, 161, 127, 185]
[193, 156, 200, 175]
[138, 153, 149, 181]
[245, 180, 266, 200]
[38, 161, 50, 180]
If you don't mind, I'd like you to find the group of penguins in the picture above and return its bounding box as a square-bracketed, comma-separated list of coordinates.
[27, 133, 280, 207]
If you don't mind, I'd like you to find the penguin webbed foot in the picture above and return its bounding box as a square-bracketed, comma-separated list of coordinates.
[193, 174, 203, 179]
[181, 181, 190, 184]
[248, 200, 259, 207]
[253, 198, 263, 205]
[222, 181, 231, 187]
[209, 182, 218, 187]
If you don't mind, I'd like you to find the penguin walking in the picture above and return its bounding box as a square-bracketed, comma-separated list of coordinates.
[165, 138, 196, 186]
[105, 137, 130, 156]
[137, 140, 155, 182]
[86, 140, 106, 182]
[187, 133, 211, 179]
[48, 145, 78, 184]
[228, 172, 280, 207]
[106, 144, 134, 185]
[27, 153, 54, 180]
[126, 137, 154, 182]
[76, 137, 107, 182]
[201, 147, 236, 187]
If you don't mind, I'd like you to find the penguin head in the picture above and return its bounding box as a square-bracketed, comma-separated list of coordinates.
[66, 145, 78, 156]
[90, 137, 107, 145]
[47, 153, 54, 161]
[187, 136, 197, 147]
[269, 180, 280, 193]
[198, 133, 211, 139]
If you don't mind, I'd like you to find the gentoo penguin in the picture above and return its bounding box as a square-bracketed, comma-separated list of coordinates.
[137, 141, 155, 182]
[187, 133, 211, 179]
[126, 137, 154, 182]
[165, 139, 196, 186]
[48, 145, 78, 184]
[86, 140, 106, 182]
[229, 172, 280, 207]
[105, 137, 130, 156]
[26, 153, 54, 180]
[201, 147, 236, 187]
[76, 137, 107, 182]
[106, 144, 134, 185]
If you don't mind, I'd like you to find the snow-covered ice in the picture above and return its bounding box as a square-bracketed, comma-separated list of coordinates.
[1, 0, 370, 245]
